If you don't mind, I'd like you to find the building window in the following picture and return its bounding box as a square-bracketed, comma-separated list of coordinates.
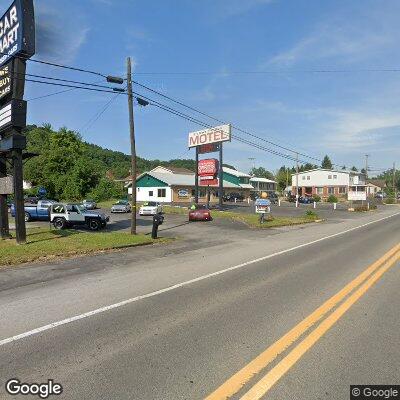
[333, 175, 337, 179]
[307, 176, 310, 180]
[316, 187, 323, 194]
[328, 175, 332, 179]
[339, 186, 346, 194]
[149, 191, 153, 197]
[328, 187, 334, 194]
[302, 176, 306, 180]
[158, 189, 166, 198]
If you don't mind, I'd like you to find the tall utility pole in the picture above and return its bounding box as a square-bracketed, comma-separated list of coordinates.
[365, 154, 369, 180]
[393, 162, 396, 198]
[127, 57, 137, 235]
[248, 157, 255, 171]
[295, 152, 299, 199]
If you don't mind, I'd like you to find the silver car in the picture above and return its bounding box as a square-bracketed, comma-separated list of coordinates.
[82, 199, 97, 210]
[111, 200, 132, 213]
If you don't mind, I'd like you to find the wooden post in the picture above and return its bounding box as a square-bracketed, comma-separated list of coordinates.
[127, 57, 137, 235]
[13, 149, 26, 244]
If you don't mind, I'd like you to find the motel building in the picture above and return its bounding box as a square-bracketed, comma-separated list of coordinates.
[126, 165, 254, 203]
[291, 168, 366, 200]
[249, 177, 277, 194]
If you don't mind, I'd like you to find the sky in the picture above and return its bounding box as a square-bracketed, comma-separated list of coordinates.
[3, 0, 400, 175]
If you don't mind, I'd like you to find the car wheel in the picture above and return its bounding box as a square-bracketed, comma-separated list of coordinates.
[88, 218, 101, 231]
[53, 217, 66, 230]
[24, 212, 31, 222]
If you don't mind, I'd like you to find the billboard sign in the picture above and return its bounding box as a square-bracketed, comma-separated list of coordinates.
[199, 176, 218, 186]
[0, 99, 26, 133]
[198, 143, 220, 154]
[188, 124, 231, 148]
[0, 0, 35, 67]
[348, 191, 366, 201]
[198, 158, 219, 176]
[255, 198, 271, 214]
[0, 60, 12, 100]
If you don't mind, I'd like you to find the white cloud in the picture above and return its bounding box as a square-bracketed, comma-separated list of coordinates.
[35, 3, 89, 63]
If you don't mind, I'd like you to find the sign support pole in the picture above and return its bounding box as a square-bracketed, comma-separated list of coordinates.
[12, 148, 26, 244]
[218, 143, 223, 209]
[127, 57, 137, 235]
[0, 157, 10, 239]
[195, 146, 199, 203]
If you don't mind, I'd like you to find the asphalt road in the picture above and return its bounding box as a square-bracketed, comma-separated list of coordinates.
[0, 207, 399, 399]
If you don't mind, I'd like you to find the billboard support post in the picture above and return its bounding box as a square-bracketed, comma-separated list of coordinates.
[12, 148, 26, 244]
[218, 143, 223, 209]
[195, 146, 199, 203]
[0, 157, 10, 239]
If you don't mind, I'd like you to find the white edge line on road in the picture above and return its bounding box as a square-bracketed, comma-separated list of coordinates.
[1, 211, 399, 347]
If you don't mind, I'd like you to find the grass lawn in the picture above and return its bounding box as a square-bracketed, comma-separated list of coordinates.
[163, 205, 319, 228]
[0, 228, 156, 267]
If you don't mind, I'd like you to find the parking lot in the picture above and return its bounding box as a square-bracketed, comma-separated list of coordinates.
[9, 201, 385, 242]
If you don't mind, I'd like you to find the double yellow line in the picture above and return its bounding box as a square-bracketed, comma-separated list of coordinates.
[205, 243, 400, 400]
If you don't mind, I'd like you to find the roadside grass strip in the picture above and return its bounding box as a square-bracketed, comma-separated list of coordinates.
[0, 228, 155, 266]
[205, 243, 400, 400]
[162, 206, 319, 228]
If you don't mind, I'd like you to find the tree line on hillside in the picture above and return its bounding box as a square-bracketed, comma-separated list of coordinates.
[21, 124, 196, 201]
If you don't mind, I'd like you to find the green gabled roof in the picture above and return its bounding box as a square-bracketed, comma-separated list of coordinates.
[136, 173, 169, 187]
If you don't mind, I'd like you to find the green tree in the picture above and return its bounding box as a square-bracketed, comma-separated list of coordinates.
[249, 166, 274, 180]
[351, 166, 358, 172]
[321, 155, 333, 169]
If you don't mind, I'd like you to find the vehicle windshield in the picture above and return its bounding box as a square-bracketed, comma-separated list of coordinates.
[67, 204, 86, 213]
[146, 202, 158, 207]
[115, 201, 128, 205]
[85, 199, 94, 203]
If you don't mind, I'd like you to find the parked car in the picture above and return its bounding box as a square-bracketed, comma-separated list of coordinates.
[11, 199, 56, 222]
[139, 201, 163, 216]
[223, 192, 244, 202]
[268, 192, 279, 204]
[50, 203, 109, 230]
[111, 200, 131, 213]
[189, 204, 212, 221]
[374, 191, 387, 199]
[82, 199, 97, 210]
[298, 196, 313, 204]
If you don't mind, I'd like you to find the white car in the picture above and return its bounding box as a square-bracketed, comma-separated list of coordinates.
[139, 201, 163, 216]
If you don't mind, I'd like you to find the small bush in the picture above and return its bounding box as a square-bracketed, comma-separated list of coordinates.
[313, 195, 321, 202]
[385, 197, 396, 204]
[327, 195, 338, 203]
[305, 210, 318, 218]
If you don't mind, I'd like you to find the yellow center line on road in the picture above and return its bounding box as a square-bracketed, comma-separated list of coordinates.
[205, 243, 400, 400]
[240, 250, 400, 400]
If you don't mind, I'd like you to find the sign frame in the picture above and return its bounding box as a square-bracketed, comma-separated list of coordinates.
[188, 124, 231, 148]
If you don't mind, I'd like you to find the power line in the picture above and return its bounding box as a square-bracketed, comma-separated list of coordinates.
[133, 79, 325, 165]
[79, 92, 123, 134]
[133, 68, 400, 76]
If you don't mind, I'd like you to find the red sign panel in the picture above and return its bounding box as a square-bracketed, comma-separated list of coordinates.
[198, 143, 220, 154]
[199, 177, 218, 186]
[198, 158, 219, 176]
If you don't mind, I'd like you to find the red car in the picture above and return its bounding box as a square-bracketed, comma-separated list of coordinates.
[188, 204, 212, 221]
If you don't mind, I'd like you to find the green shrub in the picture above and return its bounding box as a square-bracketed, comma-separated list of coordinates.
[385, 197, 395, 204]
[327, 194, 338, 203]
[305, 210, 318, 218]
[87, 178, 125, 202]
[313, 195, 321, 202]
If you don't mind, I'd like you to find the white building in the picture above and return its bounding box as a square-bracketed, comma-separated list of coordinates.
[249, 177, 277, 193]
[291, 168, 366, 199]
